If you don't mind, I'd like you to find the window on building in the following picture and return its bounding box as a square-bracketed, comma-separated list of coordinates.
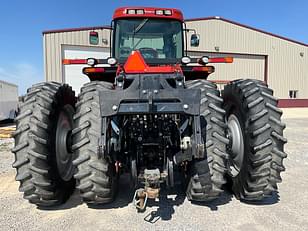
[89, 31, 99, 45]
[289, 90, 298, 99]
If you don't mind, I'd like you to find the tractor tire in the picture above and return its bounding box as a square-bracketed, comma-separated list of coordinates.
[185, 80, 229, 201]
[72, 81, 117, 205]
[12, 82, 76, 206]
[222, 79, 287, 201]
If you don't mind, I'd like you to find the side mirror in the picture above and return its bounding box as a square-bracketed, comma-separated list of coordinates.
[190, 34, 200, 47]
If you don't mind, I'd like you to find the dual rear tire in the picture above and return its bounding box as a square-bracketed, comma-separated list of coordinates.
[186, 79, 287, 202]
[222, 79, 287, 200]
[13, 79, 287, 206]
[13, 81, 116, 206]
[185, 80, 229, 201]
[72, 81, 117, 204]
[12, 82, 76, 206]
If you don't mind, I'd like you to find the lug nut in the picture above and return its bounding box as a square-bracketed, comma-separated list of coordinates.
[112, 105, 118, 111]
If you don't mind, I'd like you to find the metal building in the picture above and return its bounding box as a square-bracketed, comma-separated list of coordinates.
[43, 16, 308, 106]
[0, 80, 18, 121]
[43, 27, 110, 93]
[186, 17, 308, 107]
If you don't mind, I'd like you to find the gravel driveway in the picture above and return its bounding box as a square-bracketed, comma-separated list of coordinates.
[0, 116, 307, 231]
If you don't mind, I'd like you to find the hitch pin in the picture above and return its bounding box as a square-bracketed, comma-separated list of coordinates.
[133, 188, 148, 211]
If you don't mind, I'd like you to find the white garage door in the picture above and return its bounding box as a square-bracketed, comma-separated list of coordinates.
[62, 45, 110, 93]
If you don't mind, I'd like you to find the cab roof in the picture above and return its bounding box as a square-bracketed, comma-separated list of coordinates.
[113, 7, 184, 22]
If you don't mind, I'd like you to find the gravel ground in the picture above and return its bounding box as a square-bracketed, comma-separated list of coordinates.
[0, 116, 307, 231]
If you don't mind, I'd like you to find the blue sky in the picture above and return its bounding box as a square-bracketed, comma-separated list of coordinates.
[0, 0, 307, 94]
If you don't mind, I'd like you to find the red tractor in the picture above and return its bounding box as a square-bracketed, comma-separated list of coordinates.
[12, 7, 287, 210]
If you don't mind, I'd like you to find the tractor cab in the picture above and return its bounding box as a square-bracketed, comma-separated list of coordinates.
[63, 7, 233, 82]
[112, 8, 185, 64]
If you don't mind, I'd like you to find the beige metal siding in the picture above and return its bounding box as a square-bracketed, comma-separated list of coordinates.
[0, 80, 18, 120]
[43, 19, 308, 99]
[43, 29, 111, 83]
[188, 51, 265, 82]
[186, 19, 308, 98]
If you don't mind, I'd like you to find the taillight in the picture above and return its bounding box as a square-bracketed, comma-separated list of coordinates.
[83, 67, 105, 74]
[208, 57, 233, 63]
[63, 59, 87, 65]
[192, 66, 214, 73]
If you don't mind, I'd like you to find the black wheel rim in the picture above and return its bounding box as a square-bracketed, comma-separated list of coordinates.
[227, 114, 244, 177]
[56, 105, 75, 181]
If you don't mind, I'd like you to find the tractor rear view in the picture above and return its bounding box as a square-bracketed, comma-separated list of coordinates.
[12, 7, 287, 210]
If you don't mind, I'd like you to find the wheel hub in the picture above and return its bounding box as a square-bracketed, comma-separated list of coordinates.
[227, 114, 244, 177]
[56, 105, 75, 181]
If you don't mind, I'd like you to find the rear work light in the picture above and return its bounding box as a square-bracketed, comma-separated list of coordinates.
[136, 9, 144, 15]
[126, 9, 144, 15]
[155, 10, 164, 15]
[107, 57, 117, 65]
[127, 9, 136, 14]
[199, 56, 209, 65]
[181, 56, 191, 64]
[155, 9, 173, 16]
[164, 10, 172, 15]
[87, 58, 97, 66]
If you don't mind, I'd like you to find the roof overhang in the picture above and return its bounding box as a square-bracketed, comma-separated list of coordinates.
[42, 26, 111, 35]
[42, 15, 308, 47]
[186, 16, 308, 47]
